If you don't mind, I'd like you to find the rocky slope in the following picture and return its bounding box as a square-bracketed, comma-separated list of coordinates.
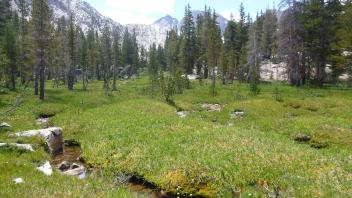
[11, 0, 228, 48]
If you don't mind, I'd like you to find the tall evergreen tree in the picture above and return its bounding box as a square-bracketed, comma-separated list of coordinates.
[237, 3, 250, 82]
[207, 11, 222, 96]
[165, 29, 180, 76]
[32, 0, 52, 100]
[148, 43, 159, 97]
[0, 0, 11, 38]
[224, 17, 239, 83]
[101, 23, 112, 90]
[3, 20, 18, 90]
[67, 14, 76, 90]
[262, 7, 278, 60]
[247, 14, 261, 95]
[112, 27, 121, 91]
[79, 31, 88, 90]
[279, 0, 306, 86]
[18, 0, 29, 85]
[180, 4, 196, 74]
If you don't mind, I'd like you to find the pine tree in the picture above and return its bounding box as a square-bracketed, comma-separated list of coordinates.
[131, 30, 139, 76]
[18, 0, 29, 85]
[101, 23, 112, 90]
[180, 4, 196, 74]
[0, 0, 11, 38]
[165, 29, 180, 76]
[148, 43, 159, 97]
[32, 0, 52, 100]
[247, 14, 261, 95]
[55, 17, 68, 87]
[87, 28, 98, 80]
[122, 29, 132, 75]
[237, 3, 250, 82]
[301, 0, 342, 87]
[207, 11, 222, 97]
[139, 46, 148, 70]
[201, 6, 212, 79]
[262, 8, 278, 60]
[80, 31, 88, 90]
[157, 45, 166, 71]
[341, 0, 352, 85]
[218, 45, 227, 85]
[67, 14, 76, 90]
[112, 27, 121, 91]
[224, 17, 239, 83]
[3, 20, 18, 90]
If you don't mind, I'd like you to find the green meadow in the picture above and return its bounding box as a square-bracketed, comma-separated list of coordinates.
[1, 78, 351, 197]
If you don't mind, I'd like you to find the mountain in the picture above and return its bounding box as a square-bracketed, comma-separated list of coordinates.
[11, 0, 122, 32]
[10, 0, 228, 48]
[126, 15, 179, 48]
[179, 10, 228, 32]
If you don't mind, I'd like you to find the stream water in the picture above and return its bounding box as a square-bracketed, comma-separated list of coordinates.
[51, 145, 82, 166]
[50, 142, 167, 197]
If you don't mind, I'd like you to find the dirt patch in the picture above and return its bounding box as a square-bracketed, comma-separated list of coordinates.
[202, 104, 222, 112]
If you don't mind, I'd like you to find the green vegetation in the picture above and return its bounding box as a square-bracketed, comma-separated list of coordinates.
[1, 79, 351, 197]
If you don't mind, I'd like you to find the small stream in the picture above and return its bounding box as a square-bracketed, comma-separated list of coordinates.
[51, 144, 82, 166]
[50, 141, 168, 197]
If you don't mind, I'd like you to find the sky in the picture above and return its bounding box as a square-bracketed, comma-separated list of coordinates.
[85, 0, 277, 25]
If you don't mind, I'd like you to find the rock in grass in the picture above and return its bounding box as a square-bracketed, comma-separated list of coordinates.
[13, 178, 24, 184]
[295, 134, 311, 143]
[0, 143, 35, 152]
[37, 161, 53, 176]
[177, 111, 188, 118]
[36, 117, 50, 125]
[57, 161, 71, 171]
[202, 104, 222, 112]
[230, 109, 245, 118]
[12, 127, 63, 155]
[63, 165, 85, 176]
[0, 122, 11, 128]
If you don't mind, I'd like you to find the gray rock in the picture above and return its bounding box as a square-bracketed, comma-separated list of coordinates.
[63, 165, 85, 176]
[37, 161, 53, 176]
[0, 122, 11, 128]
[230, 110, 245, 118]
[202, 104, 222, 112]
[57, 161, 71, 171]
[0, 143, 34, 152]
[13, 178, 24, 184]
[12, 127, 63, 155]
[177, 111, 188, 118]
[36, 117, 50, 125]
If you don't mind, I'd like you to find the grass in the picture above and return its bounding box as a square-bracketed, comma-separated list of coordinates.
[0, 78, 352, 197]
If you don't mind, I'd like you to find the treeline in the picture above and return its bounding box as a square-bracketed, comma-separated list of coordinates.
[279, 0, 352, 86]
[1, 0, 351, 101]
[152, 3, 278, 97]
[0, 0, 142, 100]
[150, 0, 352, 99]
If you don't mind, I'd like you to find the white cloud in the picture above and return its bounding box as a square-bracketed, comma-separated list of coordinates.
[99, 0, 176, 25]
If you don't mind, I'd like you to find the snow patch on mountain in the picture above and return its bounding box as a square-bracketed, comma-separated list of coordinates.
[11, 0, 228, 48]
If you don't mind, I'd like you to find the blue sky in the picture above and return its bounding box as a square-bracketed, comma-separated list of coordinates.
[85, 0, 277, 25]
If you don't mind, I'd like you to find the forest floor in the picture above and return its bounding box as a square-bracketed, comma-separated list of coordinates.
[0, 78, 351, 197]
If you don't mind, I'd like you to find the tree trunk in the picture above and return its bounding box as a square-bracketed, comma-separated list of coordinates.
[10, 63, 16, 90]
[112, 65, 117, 91]
[211, 65, 216, 96]
[39, 53, 45, 100]
[34, 65, 39, 95]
